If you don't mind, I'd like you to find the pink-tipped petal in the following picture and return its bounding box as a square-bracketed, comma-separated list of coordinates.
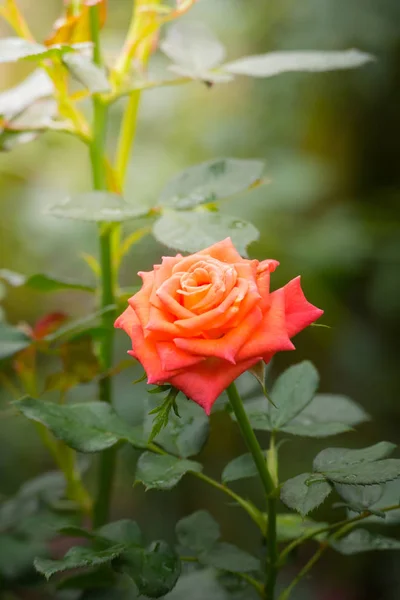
[128, 271, 155, 329]
[236, 288, 295, 361]
[156, 341, 205, 371]
[280, 276, 324, 337]
[114, 306, 136, 335]
[146, 304, 184, 338]
[169, 355, 263, 414]
[258, 259, 280, 273]
[198, 237, 245, 264]
[156, 274, 195, 319]
[124, 311, 180, 384]
[174, 306, 263, 363]
[173, 284, 243, 334]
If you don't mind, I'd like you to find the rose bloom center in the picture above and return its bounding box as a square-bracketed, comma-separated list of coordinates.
[176, 259, 237, 314]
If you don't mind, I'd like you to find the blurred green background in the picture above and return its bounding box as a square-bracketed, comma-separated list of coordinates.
[1, 0, 400, 598]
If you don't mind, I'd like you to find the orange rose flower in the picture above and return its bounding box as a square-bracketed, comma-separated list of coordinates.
[115, 238, 323, 414]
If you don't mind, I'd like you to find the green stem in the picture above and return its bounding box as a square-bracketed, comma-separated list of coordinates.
[278, 504, 400, 600]
[278, 544, 327, 600]
[71, 0, 81, 17]
[88, 3, 117, 528]
[226, 383, 278, 600]
[111, 90, 142, 262]
[148, 441, 265, 531]
[115, 91, 141, 188]
[34, 423, 92, 514]
[279, 504, 400, 565]
[194, 471, 266, 532]
[89, 4, 102, 67]
[265, 433, 278, 600]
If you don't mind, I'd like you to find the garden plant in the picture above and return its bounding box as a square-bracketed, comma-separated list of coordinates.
[1, 1, 399, 599]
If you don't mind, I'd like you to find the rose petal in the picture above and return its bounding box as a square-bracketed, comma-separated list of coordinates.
[128, 270, 154, 329]
[156, 341, 205, 371]
[198, 237, 245, 264]
[156, 274, 194, 319]
[174, 306, 263, 364]
[115, 307, 179, 383]
[132, 329, 181, 385]
[146, 304, 185, 337]
[224, 280, 261, 328]
[255, 260, 278, 310]
[236, 288, 295, 361]
[259, 258, 280, 273]
[169, 355, 263, 414]
[174, 278, 249, 335]
[114, 305, 136, 335]
[150, 256, 183, 310]
[281, 276, 324, 337]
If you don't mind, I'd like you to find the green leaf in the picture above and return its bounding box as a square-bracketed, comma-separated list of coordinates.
[0, 535, 46, 579]
[14, 398, 147, 452]
[147, 388, 180, 444]
[0, 269, 26, 286]
[34, 544, 125, 580]
[0, 37, 47, 62]
[222, 453, 259, 484]
[241, 397, 273, 431]
[280, 473, 332, 517]
[45, 191, 149, 222]
[162, 569, 227, 600]
[248, 360, 268, 395]
[302, 394, 370, 426]
[0, 269, 94, 292]
[0, 129, 37, 151]
[80, 574, 138, 599]
[270, 361, 319, 428]
[0, 92, 64, 150]
[159, 158, 265, 210]
[57, 566, 117, 591]
[135, 452, 202, 490]
[320, 460, 400, 485]
[123, 541, 181, 598]
[334, 483, 384, 511]
[146, 396, 209, 458]
[0, 70, 53, 121]
[332, 529, 400, 555]
[312, 443, 400, 485]
[44, 306, 115, 343]
[26, 273, 95, 293]
[97, 520, 143, 547]
[282, 421, 353, 438]
[276, 514, 327, 543]
[242, 390, 365, 438]
[0, 322, 31, 360]
[15, 509, 80, 541]
[279, 393, 369, 437]
[176, 511, 220, 554]
[0, 470, 66, 524]
[347, 480, 400, 525]
[160, 22, 229, 82]
[199, 542, 259, 573]
[153, 211, 259, 256]
[313, 442, 397, 472]
[223, 49, 374, 78]
[23, 44, 92, 63]
[0, 38, 92, 64]
[63, 54, 111, 93]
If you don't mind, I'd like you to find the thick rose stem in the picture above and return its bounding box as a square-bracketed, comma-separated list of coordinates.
[227, 382, 278, 599]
